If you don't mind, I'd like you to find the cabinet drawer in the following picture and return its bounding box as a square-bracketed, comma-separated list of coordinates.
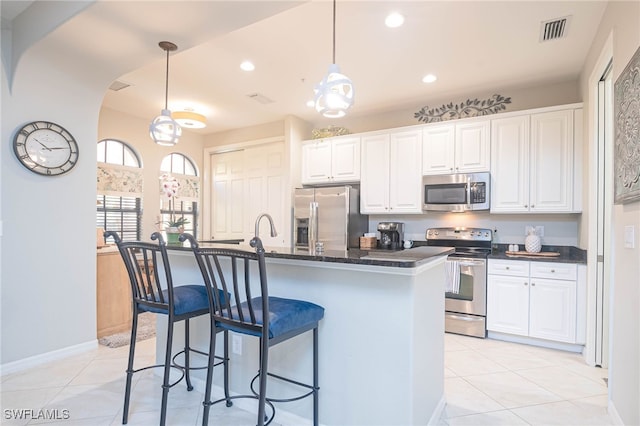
[488, 259, 529, 276]
[530, 262, 577, 281]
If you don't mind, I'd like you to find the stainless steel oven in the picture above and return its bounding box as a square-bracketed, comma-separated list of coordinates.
[426, 227, 492, 338]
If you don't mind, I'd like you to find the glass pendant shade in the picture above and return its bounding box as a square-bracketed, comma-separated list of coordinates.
[314, 63, 354, 118]
[150, 109, 182, 146]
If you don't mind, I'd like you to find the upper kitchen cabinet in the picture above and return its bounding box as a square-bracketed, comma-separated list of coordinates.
[301, 135, 360, 185]
[422, 120, 490, 175]
[360, 129, 423, 214]
[491, 107, 581, 213]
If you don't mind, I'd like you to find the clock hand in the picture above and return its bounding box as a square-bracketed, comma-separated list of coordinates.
[48, 147, 70, 150]
[33, 138, 52, 151]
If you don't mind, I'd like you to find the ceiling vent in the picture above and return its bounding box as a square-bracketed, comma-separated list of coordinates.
[540, 16, 571, 42]
[109, 80, 131, 91]
[247, 93, 275, 104]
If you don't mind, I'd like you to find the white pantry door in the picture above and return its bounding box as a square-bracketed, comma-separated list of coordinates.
[210, 141, 287, 246]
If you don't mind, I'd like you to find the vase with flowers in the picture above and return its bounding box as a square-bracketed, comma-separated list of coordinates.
[158, 173, 190, 245]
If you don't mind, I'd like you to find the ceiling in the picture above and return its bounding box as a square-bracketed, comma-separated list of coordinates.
[5, 1, 608, 135]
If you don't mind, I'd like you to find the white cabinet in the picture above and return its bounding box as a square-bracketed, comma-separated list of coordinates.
[360, 129, 423, 214]
[487, 259, 578, 343]
[422, 120, 490, 175]
[491, 109, 577, 213]
[301, 136, 360, 184]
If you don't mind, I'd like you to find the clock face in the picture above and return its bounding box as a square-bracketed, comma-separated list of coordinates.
[13, 121, 79, 176]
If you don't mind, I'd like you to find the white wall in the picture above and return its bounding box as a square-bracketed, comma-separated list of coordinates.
[1, 38, 102, 364]
[579, 1, 640, 424]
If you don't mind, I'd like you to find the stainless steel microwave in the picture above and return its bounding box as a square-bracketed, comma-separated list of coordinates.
[422, 172, 490, 212]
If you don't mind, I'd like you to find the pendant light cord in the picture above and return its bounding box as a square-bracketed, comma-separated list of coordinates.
[164, 48, 170, 110]
[332, 0, 336, 65]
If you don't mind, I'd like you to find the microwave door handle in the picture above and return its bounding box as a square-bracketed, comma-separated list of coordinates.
[466, 178, 472, 208]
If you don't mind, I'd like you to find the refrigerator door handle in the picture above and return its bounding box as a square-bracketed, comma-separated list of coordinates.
[309, 201, 319, 251]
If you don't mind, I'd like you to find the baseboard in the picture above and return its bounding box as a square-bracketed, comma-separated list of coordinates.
[175, 372, 316, 426]
[427, 395, 446, 425]
[608, 400, 624, 426]
[487, 331, 584, 353]
[1, 340, 98, 376]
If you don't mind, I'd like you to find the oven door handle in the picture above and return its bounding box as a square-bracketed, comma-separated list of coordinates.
[446, 314, 485, 322]
[451, 258, 486, 266]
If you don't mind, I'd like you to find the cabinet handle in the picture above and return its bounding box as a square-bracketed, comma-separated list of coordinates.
[524, 204, 528, 208]
[551, 269, 555, 273]
[531, 282, 536, 286]
[524, 282, 528, 286]
[506, 266, 510, 270]
[456, 167, 459, 171]
[450, 167, 453, 171]
[531, 205, 535, 208]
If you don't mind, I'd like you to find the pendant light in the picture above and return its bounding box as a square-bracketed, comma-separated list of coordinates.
[149, 41, 182, 146]
[314, 0, 354, 118]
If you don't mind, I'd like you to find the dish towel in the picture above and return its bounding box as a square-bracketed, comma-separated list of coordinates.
[445, 260, 461, 294]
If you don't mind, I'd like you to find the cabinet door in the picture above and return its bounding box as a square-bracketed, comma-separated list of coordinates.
[360, 134, 390, 213]
[389, 130, 423, 213]
[331, 136, 361, 182]
[211, 150, 245, 240]
[301, 141, 332, 184]
[530, 110, 574, 212]
[422, 125, 455, 175]
[529, 278, 577, 343]
[455, 121, 490, 173]
[487, 274, 530, 336]
[490, 115, 530, 213]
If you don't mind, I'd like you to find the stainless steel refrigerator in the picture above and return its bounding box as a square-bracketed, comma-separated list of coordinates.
[293, 186, 368, 251]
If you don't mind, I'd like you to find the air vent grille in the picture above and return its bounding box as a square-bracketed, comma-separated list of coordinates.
[540, 16, 571, 42]
[109, 80, 131, 91]
[246, 93, 274, 104]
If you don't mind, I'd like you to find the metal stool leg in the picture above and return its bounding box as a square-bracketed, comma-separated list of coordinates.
[160, 319, 175, 426]
[122, 311, 139, 424]
[224, 330, 232, 406]
[257, 337, 269, 426]
[313, 327, 319, 426]
[202, 316, 217, 426]
[184, 319, 194, 391]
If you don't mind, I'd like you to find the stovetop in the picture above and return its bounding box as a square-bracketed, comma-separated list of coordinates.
[425, 227, 493, 259]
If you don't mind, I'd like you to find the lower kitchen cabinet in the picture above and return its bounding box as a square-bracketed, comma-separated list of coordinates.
[487, 259, 578, 344]
[97, 249, 132, 338]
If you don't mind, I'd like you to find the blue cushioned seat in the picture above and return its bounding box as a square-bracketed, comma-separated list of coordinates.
[140, 285, 227, 316]
[222, 297, 325, 339]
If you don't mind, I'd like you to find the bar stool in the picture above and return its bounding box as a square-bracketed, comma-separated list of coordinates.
[181, 233, 324, 426]
[105, 231, 230, 425]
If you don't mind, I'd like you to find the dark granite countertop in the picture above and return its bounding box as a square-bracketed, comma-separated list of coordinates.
[169, 243, 454, 268]
[488, 244, 587, 264]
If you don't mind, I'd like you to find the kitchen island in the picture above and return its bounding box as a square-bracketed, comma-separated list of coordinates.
[159, 244, 453, 425]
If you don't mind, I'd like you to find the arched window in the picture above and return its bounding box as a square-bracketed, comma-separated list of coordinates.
[159, 153, 199, 236]
[97, 139, 142, 242]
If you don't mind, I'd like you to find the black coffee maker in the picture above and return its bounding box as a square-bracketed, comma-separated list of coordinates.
[377, 222, 404, 250]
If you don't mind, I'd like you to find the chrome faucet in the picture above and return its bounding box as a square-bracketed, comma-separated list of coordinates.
[254, 213, 278, 239]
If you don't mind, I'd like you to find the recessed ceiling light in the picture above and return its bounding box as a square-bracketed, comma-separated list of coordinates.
[385, 12, 404, 28]
[240, 61, 255, 71]
[306, 100, 315, 108]
[422, 74, 437, 83]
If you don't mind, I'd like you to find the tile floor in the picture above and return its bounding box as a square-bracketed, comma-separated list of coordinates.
[0, 333, 612, 425]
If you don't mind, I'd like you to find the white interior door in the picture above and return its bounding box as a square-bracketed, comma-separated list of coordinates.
[595, 61, 613, 367]
[209, 141, 287, 246]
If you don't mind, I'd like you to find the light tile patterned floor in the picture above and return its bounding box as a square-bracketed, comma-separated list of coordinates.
[0, 334, 612, 425]
[441, 333, 613, 426]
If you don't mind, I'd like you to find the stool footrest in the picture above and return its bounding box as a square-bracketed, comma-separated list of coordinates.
[250, 371, 317, 403]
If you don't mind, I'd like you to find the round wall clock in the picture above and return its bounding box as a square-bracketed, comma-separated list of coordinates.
[13, 121, 79, 176]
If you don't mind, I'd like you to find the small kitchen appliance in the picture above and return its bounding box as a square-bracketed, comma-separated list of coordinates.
[426, 227, 492, 338]
[422, 172, 490, 212]
[378, 222, 404, 250]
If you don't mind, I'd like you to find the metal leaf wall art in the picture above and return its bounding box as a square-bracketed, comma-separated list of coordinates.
[414, 94, 512, 123]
